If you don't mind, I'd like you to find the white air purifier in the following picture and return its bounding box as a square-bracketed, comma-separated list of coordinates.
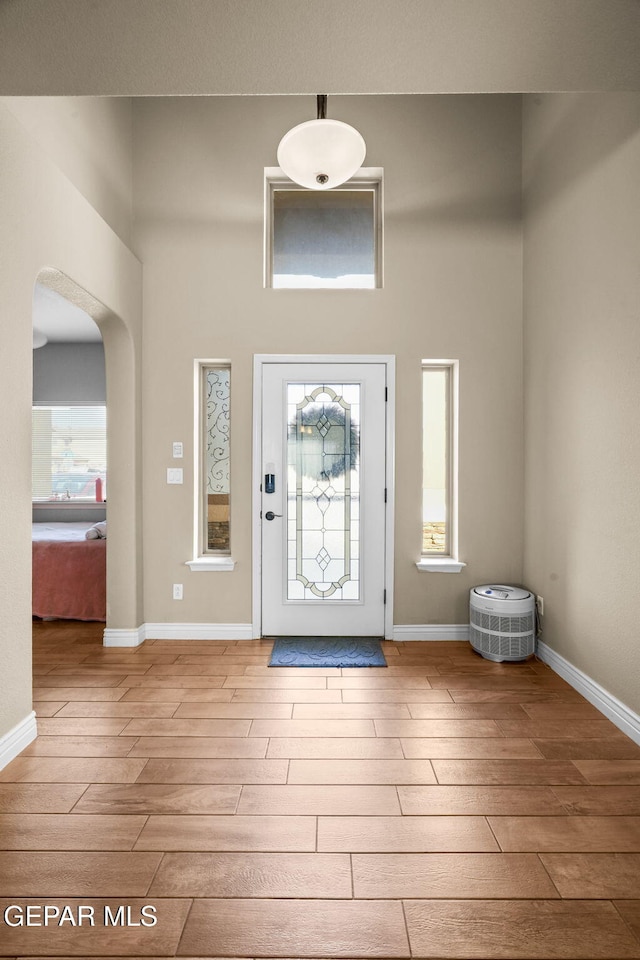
[469, 584, 536, 662]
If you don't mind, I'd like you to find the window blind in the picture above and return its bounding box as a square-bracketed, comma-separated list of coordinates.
[32, 405, 107, 501]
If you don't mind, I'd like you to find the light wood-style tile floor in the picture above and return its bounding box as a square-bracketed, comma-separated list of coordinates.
[1, 620, 639, 957]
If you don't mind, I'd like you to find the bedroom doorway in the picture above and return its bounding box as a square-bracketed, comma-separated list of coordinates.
[32, 282, 107, 623]
[31, 267, 141, 645]
[253, 355, 396, 640]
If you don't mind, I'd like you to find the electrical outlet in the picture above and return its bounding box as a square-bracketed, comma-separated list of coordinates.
[536, 595, 544, 616]
[172, 441, 183, 458]
[173, 583, 183, 600]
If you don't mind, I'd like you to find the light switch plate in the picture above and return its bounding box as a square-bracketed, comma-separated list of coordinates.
[167, 468, 183, 484]
[172, 442, 183, 458]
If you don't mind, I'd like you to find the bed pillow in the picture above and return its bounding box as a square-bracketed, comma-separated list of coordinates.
[85, 521, 107, 540]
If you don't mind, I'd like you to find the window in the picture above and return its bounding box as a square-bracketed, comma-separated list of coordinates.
[192, 363, 231, 567]
[265, 173, 382, 289]
[202, 365, 230, 554]
[422, 363, 457, 558]
[32, 405, 107, 502]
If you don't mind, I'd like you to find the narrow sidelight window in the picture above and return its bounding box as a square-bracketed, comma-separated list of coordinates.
[200, 364, 231, 555]
[422, 363, 457, 557]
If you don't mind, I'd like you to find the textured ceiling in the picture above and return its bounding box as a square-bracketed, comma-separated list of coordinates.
[1, 0, 639, 96]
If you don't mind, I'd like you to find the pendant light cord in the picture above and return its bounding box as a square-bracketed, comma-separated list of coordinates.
[317, 94, 327, 120]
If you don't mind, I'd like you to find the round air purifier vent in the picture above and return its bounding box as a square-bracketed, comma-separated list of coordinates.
[469, 584, 536, 662]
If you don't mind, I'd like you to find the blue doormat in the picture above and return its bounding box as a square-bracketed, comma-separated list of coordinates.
[269, 637, 387, 668]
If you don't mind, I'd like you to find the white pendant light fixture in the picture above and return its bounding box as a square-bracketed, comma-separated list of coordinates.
[277, 95, 366, 190]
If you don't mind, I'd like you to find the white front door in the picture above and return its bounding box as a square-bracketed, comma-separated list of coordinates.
[260, 361, 387, 637]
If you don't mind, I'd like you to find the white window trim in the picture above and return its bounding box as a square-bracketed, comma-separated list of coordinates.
[419, 359, 464, 571]
[264, 167, 384, 290]
[191, 359, 234, 572]
[416, 558, 466, 573]
[186, 556, 235, 572]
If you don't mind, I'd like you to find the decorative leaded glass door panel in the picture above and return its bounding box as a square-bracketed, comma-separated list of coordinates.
[261, 362, 386, 637]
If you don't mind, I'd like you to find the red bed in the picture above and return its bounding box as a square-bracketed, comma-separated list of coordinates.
[32, 522, 106, 622]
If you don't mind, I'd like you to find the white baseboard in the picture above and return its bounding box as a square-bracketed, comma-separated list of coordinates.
[103, 623, 253, 645]
[142, 622, 254, 641]
[392, 624, 470, 641]
[537, 639, 640, 746]
[103, 627, 145, 647]
[0, 711, 37, 771]
[104, 622, 470, 644]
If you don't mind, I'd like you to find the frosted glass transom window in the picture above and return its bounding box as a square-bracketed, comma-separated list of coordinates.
[287, 383, 361, 600]
[267, 178, 381, 289]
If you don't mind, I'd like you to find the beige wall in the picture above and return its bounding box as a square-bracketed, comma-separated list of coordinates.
[523, 92, 640, 713]
[3, 97, 133, 244]
[0, 101, 142, 741]
[133, 94, 524, 627]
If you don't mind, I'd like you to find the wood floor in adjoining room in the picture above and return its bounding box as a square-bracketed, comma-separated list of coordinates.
[1, 621, 640, 958]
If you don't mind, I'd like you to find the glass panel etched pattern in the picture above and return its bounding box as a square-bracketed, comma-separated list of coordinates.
[205, 367, 230, 553]
[287, 383, 360, 601]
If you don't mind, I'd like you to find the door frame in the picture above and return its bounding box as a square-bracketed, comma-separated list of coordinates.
[252, 354, 396, 640]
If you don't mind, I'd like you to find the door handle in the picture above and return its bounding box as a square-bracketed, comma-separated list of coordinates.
[264, 511, 282, 521]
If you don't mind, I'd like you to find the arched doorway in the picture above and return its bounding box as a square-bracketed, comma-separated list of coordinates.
[32, 282, 107, 623]
[34, 268, 142, 644]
